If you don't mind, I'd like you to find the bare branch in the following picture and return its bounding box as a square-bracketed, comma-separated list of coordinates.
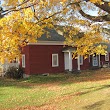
[85, 0, 110, 14]
[2, 2, 38, 16]
[2, 0, 30, 14]
[79, 10, 110, 22]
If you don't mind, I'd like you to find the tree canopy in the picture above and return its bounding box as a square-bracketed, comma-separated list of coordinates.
[0, 0, 110, 62]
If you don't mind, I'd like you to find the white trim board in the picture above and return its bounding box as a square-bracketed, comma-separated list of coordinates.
[28, 41, 64, 45]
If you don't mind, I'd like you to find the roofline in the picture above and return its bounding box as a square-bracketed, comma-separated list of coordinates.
[27, 41, 65, 45]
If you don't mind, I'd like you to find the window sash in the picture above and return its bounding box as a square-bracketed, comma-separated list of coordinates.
[22, 54, 25, 68]
[52, 54, 59, 67]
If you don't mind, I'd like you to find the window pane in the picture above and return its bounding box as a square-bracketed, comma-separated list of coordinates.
[53, 55, 57, 66]
[52, 54, 59, 67]
[22, 54, 25, 68]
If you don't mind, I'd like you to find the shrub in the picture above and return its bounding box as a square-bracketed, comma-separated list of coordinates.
[5, 66, 24, 79]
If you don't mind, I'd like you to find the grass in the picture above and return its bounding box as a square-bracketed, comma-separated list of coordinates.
[0, 68, 110, 110]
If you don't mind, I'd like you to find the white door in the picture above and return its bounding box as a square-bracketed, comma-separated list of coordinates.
[64, 52, 72, 71]
[92, 56, 98, 66]
[64, 53, 69, 70]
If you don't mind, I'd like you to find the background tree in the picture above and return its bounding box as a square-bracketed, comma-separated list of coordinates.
[0, 0, 110, 62]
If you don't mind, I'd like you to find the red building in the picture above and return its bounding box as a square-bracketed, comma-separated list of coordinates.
[21, 29, 110, 76]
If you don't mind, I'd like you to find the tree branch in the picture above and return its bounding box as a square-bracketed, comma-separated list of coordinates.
[79, 10, 110, 22]
[1, 0, 38, 16]
[2, 0, 29, 13]
[85, 0, 110, 14]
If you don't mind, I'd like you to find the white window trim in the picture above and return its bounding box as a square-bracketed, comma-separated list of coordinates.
[80, 55, 83, 65]
[52, 54, 59, 67]
[105, 53, 109, 61]
[22, 54, 25, 68]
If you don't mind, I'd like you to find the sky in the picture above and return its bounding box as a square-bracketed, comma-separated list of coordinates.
[80, 1, 107, 17]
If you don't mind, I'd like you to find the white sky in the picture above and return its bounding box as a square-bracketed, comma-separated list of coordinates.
[80, 1, 107, 16]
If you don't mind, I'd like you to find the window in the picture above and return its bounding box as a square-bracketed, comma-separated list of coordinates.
[105, 53, 109, 61]
[52, 54, 59, 67]
[92, 56, 98, 66]
[80, 55, 83, 65]
[22, 54, 25, 68]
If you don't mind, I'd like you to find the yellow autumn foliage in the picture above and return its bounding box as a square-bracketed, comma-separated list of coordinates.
[0, 0, 109, 63]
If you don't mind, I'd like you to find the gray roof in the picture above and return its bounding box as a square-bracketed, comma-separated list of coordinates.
[38, 28, 65, 41]
[37, 28, 110, 53]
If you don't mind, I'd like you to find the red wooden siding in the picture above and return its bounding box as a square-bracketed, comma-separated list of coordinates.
[72, 57, 90, 70]
[81, 58, 90, 70]
[21, 45, 110, 75]
[72, 58, 77, 70]
[100, 55, 105, 66]
[23, 45, 64, 74]
[22, 45, 30, 74]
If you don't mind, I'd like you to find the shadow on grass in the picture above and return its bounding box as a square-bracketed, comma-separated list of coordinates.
[60, 84, 110, 101]
[83, 100, 105, 110]
[25, 75, 69, 83]
[85, 84, 110, 93]
[0, 68, 110, 89]
[0, 78, 31, 89]
[75, 84, 110, 96]
[0, 74, 70, 89]
[21, 69, 110, 85]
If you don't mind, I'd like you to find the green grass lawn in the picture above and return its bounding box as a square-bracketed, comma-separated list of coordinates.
[1, 68, 110, 110]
